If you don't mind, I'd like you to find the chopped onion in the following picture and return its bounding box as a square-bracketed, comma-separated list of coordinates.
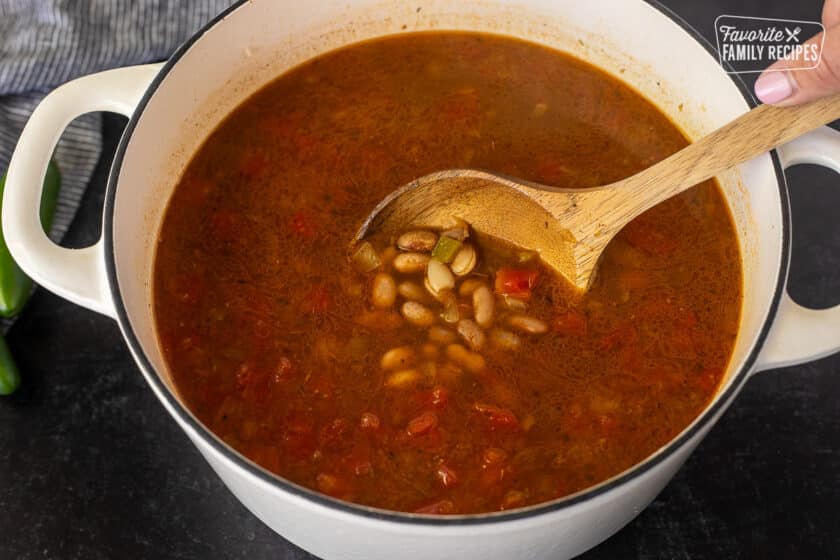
[351, 241, 381, 273]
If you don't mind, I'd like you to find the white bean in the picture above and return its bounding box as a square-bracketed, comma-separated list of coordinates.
[401, 301, 436, 327]
[440, 290, 460, 324]
[397, 281, 432, 304]
[457, 319, 486, 351]
[450, 243, 477, 276]
[489, 328, 522, 351]
[427, 259, 455, 294]
[499, 294, 528, 312]
[445, 343, 486, 373]
[420, 343, 439, 360]
[385, 369, 420, 388]
[381, 346, 416, 370]
[428, 325, 457, 345]
[458, 278, 485, 297]
[380, 246, 398, 266]
[507, 314, 548, 334]
[472, 285, 495, 328]
[424, 277, 444, 302]
[397, 230, 437, 252]
[371, 272, 396, 309]
[393, 252, 430, 274]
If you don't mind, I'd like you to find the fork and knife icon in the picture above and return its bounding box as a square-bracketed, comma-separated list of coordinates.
[785, 26, 802, 42]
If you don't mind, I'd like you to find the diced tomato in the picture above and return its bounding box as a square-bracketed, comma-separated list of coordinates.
[359, 412, 380, 430]
[415, 499, 456, 515]
[406, 411, 438, 436]
[553, 309, 588, 336]
[288, 210, 318, 239]
[494, 268, 539, 299]
[318, 418, 351, 451]
[436, 464, 459, 488]
[430, 386, 449, 407]
[621, 218, 678, 256]
[302, 285, 331, 315]
[473, 403, 520, 432]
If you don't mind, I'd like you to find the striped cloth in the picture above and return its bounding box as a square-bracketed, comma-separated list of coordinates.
[0, 0, 233, 326]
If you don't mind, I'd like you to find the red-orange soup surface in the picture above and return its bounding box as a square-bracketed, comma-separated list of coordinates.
[153, 32, 742, 514]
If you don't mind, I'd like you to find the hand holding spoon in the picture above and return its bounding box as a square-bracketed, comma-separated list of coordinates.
[354, 94, 840, 290]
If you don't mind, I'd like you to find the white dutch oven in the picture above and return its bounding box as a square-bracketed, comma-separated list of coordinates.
[4, 1, 840, 558]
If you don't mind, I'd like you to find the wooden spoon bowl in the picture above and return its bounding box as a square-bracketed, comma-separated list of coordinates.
[354, 94, 840, 290]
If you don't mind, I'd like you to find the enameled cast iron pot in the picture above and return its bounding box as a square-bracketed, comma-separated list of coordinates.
[4, 1, 840, 558]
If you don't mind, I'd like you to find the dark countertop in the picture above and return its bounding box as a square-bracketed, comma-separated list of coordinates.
[1, 1, 839, 558]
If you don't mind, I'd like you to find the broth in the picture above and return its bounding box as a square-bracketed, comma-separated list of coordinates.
[153, 32, 741, 514]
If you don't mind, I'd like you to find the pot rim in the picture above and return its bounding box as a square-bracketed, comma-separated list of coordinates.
[102, 0, 791, 526]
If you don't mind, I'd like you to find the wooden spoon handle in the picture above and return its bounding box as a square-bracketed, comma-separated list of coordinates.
[610, 93, 840, 220]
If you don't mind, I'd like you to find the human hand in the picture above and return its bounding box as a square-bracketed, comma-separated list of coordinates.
[755, 0, 840, 105]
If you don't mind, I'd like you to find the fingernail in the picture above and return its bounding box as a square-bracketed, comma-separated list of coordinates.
[755, 71, 794, 104]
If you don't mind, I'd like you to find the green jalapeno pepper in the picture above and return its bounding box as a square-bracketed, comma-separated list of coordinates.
[0, 160, 61, 317]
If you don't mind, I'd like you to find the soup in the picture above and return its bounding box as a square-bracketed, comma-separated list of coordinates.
[153, 32, 741, 514]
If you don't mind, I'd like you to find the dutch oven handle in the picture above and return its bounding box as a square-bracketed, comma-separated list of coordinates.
[755, 126, 840, 372]
[2, 64, 161, 318]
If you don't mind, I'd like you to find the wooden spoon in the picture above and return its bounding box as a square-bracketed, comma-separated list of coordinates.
[353, 94, 840, 291]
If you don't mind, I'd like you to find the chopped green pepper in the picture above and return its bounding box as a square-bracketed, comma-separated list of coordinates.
[0, 335, 20, 395]
[431, 235, 462, 263]
[0, 160, 61, 317]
